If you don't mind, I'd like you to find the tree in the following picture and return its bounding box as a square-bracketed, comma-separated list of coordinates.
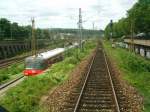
[128, 0, 150, 33]
[0, 18, 11, 40]
[104, 0, 150, 39]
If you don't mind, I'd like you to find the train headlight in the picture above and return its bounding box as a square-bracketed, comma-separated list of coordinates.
[32, 70, 36, 73]
[25, 72, 28, 75]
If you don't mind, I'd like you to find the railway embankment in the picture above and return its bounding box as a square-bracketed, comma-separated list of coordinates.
[0, 63, 24, 84]
[0, 40, 96, 112]
[42, 41, 143, 112]
[103, 40, 150, 112]
[41, 43, 96, 112]
[0, 41, 70, 85]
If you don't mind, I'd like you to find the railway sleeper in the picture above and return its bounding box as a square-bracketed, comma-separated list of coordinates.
[78, 108, 114, 112]
[82, 96, 113, 101]
[82, 93, 112, 97]
[80, 99, 113, 105]
[78, 103, 115, 110]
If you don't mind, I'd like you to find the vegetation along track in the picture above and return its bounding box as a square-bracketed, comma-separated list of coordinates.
[0, 56, 26, 69]
[0, 75, 24, 91]
[62, 44, 131, 112]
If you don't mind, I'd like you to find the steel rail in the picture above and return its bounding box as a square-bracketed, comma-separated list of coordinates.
[73, 50, 96, 112]
[0, 56, 27, 69]
[73, 48, 121, 112]
[0, 60, 24, 69]
[0, 47, 69, 91]
[0, 57, 24, 64]
[0, 75, 24, 90]
[103, 50, 121, 112]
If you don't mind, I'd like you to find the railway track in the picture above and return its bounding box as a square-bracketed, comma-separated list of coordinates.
[0, 47, 66, 93]
[0, 75, 25, 96]
[62, 45, 130, 112]
[0, 56, 27, 69]
[0, 75, 24, 90]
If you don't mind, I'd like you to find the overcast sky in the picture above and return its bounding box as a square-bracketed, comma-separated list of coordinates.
[0, 0, 137, 29]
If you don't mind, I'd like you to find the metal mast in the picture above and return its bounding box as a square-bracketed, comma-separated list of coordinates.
[78, 8, 83, 50]
[31, 18, 36, 56]
[93, 22, 95, 30]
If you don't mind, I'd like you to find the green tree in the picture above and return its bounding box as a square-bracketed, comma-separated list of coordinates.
[104, 0, 150, 39]
[0, 18, 11, 40]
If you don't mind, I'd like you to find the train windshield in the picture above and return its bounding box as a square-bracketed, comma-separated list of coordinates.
[25, 57, 47, 70]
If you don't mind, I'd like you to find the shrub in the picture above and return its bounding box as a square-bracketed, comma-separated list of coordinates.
[121, 52, 150, 73]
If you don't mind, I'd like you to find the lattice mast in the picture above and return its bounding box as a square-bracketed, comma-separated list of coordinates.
[78, 8, 83, 50]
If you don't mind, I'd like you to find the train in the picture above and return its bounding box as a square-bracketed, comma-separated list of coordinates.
[24, 43, 79, 76]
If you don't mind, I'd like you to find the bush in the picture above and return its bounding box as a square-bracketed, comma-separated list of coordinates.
[0, 74, 9, 83]
[120, 52, 150, 73]
[104, 41, 150, 112]
[0, 63, 24, 83]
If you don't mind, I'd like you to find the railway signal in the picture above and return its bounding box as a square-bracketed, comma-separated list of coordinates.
[110, 19, 113, 40]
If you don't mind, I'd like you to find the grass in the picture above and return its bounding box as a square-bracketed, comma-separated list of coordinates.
[0, 63, 24, 84]
[0, 40, 69, 84]
[103, 40, 150, 112]
[0, 40, 96, 112]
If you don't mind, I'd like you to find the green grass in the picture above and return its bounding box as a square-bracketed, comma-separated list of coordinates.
[103, 40, 150, 112]
[0, 40, 71, 84]
[0, 63, 24, 84]
[0, 40, 96, 112]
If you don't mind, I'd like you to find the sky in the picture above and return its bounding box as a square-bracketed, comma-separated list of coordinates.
[0, 0, 137, 30]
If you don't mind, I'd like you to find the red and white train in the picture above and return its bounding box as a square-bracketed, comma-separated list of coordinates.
[23, 43, 79, 76]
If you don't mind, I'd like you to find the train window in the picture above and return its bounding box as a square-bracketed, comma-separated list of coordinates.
[25, 58, 47, 70]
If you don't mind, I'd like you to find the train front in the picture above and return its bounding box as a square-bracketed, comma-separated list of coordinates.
[24, 56, 48, 76]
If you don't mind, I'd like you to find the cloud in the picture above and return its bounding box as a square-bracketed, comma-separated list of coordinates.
[0, 0, 137, 29]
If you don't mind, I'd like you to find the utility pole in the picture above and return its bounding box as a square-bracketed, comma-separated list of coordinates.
[31, 18, 36, 56]
[93, 22, 95, 30]
[78, 8, 83, 50]
[130, 19, 134, 52]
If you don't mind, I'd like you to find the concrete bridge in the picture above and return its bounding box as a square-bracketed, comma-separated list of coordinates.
[0, 41, 31, 59]
[0, 39, 52, 60]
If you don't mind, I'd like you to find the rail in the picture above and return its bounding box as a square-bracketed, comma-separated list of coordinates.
[72, 47, 121, 112]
